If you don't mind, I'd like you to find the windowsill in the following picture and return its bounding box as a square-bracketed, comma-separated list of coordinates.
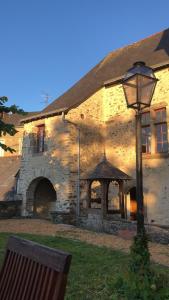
[107, 210, 121, 214]
[88, 207, 101, 210]
[32, 152, 45, 157]
[87, 208, 101, 214]
[142, 152, 169, 159]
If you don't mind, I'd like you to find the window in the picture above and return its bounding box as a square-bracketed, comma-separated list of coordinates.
[36, 125, 45, 153]
[155, 108, 168, 153]
[141, 112, 151, 153]
[0, 139, 4, 157]
[141, 107, 168, 155]
[0, 112, 4, 119]
[18, 138, 23, 155]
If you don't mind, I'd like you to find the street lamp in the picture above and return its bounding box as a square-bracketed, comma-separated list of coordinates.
[122, 61, 158, 235]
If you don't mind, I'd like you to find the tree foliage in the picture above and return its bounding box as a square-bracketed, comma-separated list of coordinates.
[0, 96, 26, 153]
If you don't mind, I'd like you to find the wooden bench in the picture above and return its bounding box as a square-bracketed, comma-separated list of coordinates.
[0, 235, 72, 300]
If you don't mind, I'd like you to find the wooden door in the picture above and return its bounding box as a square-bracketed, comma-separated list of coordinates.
[130, 187, 137, 220]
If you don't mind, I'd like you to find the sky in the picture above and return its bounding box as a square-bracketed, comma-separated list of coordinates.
[0, 0, 169, 112]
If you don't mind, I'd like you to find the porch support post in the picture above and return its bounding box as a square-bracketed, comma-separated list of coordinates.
[102, 180, 109, 218]
[119, 180, 125, 219]
[86, 180, 91, 209]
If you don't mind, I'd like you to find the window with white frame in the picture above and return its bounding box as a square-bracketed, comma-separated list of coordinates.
[141, 107, 168, 155]
[141, 112, 151, 153]
[18, 138, 23, 155]
[0, 139, 5, 157]
[154, 108, 168, 153]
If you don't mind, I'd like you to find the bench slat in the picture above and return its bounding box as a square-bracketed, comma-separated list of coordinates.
[10, 256, 28, 299]
[29, 262, 42, 300]
[34, 265, 47, 300]
[16, 255, 27, 299]
[44, 269, 55, 299]
[0, 251, 17, 299]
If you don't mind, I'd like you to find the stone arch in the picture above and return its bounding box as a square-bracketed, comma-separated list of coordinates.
[107, 181, 120, 212]
[90, 180, 102, 209]
[26, 177, 57, 218]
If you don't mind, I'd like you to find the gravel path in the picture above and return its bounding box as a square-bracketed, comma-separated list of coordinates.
[0, 219, 168, 267]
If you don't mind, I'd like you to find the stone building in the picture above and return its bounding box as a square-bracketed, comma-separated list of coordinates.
[0, 112, 38, 202]
[17, 29, 169, 229]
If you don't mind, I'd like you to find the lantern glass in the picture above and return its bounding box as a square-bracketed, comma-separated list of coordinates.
[122, 62, 158, 110]
[122, 75, 137, 108]
[137, 74, 156, 107]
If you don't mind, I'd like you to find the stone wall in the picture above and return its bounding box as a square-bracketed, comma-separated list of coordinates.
[78, 213, 136, 234]
[0, 126, 23, 157]
[0, 200, 22, 218]
[66, 88, 104, 172]
[17, 66, 169, 226]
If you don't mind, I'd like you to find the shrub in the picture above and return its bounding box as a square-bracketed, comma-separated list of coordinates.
[114, 232, 169, 300]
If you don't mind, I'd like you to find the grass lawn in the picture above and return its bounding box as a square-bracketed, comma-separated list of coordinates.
[0, 232, 168, 300]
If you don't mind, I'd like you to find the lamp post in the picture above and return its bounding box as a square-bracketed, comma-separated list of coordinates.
[122, 62, 158, 235]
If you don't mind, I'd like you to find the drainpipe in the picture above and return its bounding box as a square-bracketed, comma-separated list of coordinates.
[62, 112, 80, 219]
[77, 129, 80, 218]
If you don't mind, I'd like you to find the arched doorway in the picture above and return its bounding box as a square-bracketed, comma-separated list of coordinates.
[26, 177, 57, 218]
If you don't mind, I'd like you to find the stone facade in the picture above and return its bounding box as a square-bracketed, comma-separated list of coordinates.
[0, 125, 23, 157]
[104, 67, 169, 226]
[17, 90, 104, 220]
[17, 66, 169, 227]
[0, 114, 24, 203]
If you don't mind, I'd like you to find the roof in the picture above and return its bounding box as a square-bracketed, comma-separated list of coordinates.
[23, 28, 169, 123]
[82, 157, 132, 181]
[20, 108, 65, 123]
[0, 156, 21, 201]
[2, 111, 39, 126]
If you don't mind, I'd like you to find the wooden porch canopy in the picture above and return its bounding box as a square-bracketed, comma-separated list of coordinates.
[82, 157, 132, 181]
[82, 157, 132, 218]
